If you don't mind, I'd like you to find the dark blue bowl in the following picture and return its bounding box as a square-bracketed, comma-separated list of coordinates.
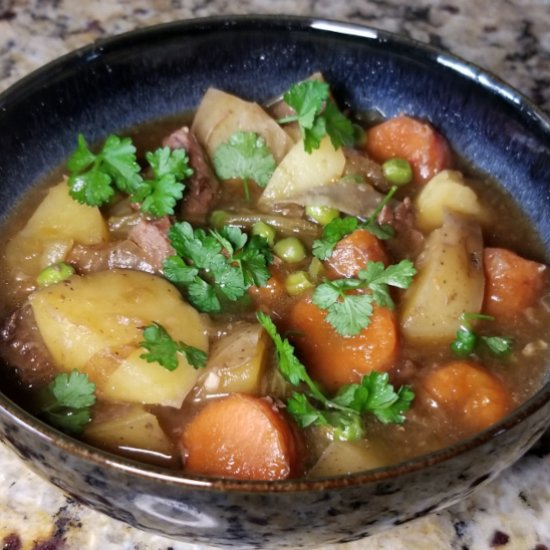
[0, 15, 549, 549]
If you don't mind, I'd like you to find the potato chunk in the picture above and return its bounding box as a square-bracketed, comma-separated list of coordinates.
[309, 440, 389, 477]
[400, 214, 485, 342]
[29, 269, 208, 407]
[259, 136, 346, 206]
[84, 404, 178, 467]
[5, 181, 108, 292]
[191, 88, 294, 163]
[415, 170, 487, 232]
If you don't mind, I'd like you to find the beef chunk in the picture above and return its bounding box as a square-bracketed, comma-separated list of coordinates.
[128, 217, 174, 271]
[67, 240, 157, 274]
[163, 126, 220, 223]
[378, 197, 425, 259]
[0, 303, 56, 389]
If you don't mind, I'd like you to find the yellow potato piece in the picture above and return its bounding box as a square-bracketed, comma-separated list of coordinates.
[415, 170, 487, 232]
[84, 404, 178, 468]
[29, 269, 208, 407]
[259, 136, 346, 205]
[400, 214, 485, 343]
[5, 180, 108, 290]
[191, 88, 294, 163]
[309, 440, 389, 477]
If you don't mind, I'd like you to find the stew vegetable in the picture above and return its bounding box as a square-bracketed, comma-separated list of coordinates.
[1, 76, 548, 480]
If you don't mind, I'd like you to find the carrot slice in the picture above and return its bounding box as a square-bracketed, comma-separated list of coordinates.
[287, 297, 398, 392]
[483, 247, 547, 320]
[181, 393, 301, 480]
[421, 360, 511, 434]
[364, 115, 452, 184]
[324, 229, 389, 280]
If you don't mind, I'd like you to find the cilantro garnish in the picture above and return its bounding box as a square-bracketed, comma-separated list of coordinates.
[257, 312, 414, 441]
[213, 131, 276, 200]
[140, 322, 207, 371]
[313, 260, 417, 336]
[312, 186, 398, 261]
[38, 370, 96, 435]
[312, 216, 359, 261]
[163, 222, 272, 313]
[451, 313, 512, 358]
[67, 134, 192, 217]
[278, 81, 355, 153]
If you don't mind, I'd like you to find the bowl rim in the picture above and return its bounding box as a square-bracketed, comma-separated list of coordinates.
[0, 13, 549, 493]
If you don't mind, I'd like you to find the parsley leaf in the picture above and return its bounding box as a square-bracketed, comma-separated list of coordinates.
[132, 147, 192, 217]
[451, 312, 512, 358]
[313, 260, 416, 336]
[312, 216, 359, 260]
[38, 370, 96, 435]
[258, 312, 414, 441]
[279, 81, 355, 153]
[67, 135, 192, 217]
[164, 222, 271, 313]
[140, 322, 207, 371]
[213, 131, 276, 200]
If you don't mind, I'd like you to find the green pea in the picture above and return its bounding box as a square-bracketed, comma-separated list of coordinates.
[37, 262, 75, 287]
[251, 221, 276, 246]
[273, 237, 306, 263]
[305, 205, 340, 226]
[382, 158, 413, 186]
[284, 271, 314, 296]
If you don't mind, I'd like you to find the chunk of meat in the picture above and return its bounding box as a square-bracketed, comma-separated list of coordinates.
[378, 197, 425, 259]
[67, 240, 157, 274]
[163, 126, 220, 223]
[128, 218, 174, 271]
[0, 303, 56, 389]
[67, 217, 173, 275]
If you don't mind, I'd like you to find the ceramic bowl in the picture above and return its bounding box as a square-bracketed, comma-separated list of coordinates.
[0, 16, 549, 549]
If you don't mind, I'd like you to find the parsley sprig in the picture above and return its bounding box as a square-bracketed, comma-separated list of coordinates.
[312, 186, 398, 261]
[67, 134, 192, 217]
[278, 81, 355, 153]
[140, 322, 207, 371]
[257, 312, 414, 441]
[213, 131, 276, 200]
[163, 222, 272, 313]
[451, 312, 512, 357]
[37, 370, 96, 435]
[313, 260, 417, 336]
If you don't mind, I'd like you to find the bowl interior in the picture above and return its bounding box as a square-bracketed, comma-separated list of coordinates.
[0, 15, 549, 490]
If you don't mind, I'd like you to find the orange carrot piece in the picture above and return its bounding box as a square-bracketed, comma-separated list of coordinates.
[287, 297, 398, 392]
[364, 115, 452, 184]
[483, 247, 547, 319]
[324, 229, 389, 280]
[181, 393, 301, 480]
[421, 360, 512, 434]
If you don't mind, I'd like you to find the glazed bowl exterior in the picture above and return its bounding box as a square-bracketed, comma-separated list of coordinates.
[0, 16, 549, 549]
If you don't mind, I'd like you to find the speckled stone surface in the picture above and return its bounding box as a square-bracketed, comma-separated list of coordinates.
[0, 1, 549, 549]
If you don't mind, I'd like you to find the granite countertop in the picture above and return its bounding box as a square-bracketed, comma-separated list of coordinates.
[0, 1, 549, 549]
